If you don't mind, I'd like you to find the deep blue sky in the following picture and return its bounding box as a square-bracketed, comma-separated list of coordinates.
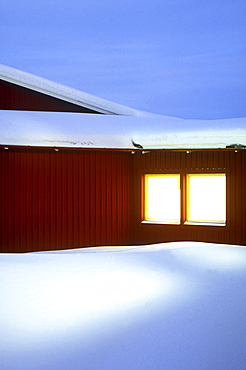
[1, 0, 245, 119]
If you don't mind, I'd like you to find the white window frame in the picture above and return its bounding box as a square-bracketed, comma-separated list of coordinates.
[142, 172, 227, 226]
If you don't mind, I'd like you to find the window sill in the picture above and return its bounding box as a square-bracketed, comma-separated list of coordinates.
[142, 220, 181, 225]
[184, 221, 226, 227]
[141, 220, 226, 227]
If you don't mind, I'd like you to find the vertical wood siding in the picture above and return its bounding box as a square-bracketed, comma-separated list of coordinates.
[0, 80, 101, 113]
[0, 148, 134, 252]
[1, 147, 245, 252]
[132, 150, 246, 246]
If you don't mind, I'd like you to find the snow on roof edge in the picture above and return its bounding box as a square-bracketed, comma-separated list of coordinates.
[0, 64, 149, 117]
[1, 110, 246, 150]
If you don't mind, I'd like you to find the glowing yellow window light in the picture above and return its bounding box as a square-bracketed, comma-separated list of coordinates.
[186, 174, 226, 224]
[145, 175, 180, 223]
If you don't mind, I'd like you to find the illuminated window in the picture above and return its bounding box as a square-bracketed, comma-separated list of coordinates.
[186, 174, 226, 224]
[144, 175, 180, 224]
[143, 173, 226, 226]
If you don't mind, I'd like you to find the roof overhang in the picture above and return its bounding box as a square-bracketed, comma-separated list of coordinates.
[1, 110, 246, 150]
[0, 64, 145, 116]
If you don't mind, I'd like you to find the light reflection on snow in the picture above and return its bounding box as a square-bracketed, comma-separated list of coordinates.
[0, 258, 187, 347]
[1, 243, 246, 370]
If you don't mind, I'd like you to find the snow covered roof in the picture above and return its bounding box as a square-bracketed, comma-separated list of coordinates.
[1, 110, 246, 149]
[0, 64, 144, 116]
[1, 64, 246, 150]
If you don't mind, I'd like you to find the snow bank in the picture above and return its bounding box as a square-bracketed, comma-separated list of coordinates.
[1, 242, 246, 369]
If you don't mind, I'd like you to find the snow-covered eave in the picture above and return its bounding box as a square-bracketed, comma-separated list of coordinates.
[1, 110, 246, 150]
[1, 144, 245, 153]
[0, 64, 146, 116]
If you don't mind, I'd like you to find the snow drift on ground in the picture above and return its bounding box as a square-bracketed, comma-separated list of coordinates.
[1, 242, 246, 370]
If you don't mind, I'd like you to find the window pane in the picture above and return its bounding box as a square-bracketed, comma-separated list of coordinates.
[145, 175, 180, 223]
[186, 174, 226, 223]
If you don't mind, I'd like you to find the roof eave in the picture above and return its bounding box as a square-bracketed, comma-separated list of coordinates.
[0, 64, 142, 116]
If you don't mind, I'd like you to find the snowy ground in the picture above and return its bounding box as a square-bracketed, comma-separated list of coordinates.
[1, 242, 246, 370]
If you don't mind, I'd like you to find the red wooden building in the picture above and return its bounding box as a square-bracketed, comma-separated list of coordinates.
[1, 64, 246, 252]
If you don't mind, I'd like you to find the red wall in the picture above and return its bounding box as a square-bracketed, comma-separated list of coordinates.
[1, 147, 245, 252]
[0, 147, 134, 252]
[0, 80, 102, 113]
